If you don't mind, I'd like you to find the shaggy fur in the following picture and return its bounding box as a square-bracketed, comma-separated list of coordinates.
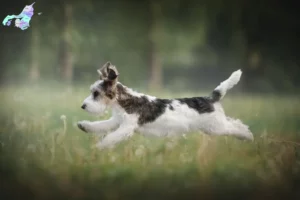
[78, 62, 254, 149]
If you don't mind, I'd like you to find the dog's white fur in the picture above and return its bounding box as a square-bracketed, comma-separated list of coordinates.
[78, 67, 253, 149]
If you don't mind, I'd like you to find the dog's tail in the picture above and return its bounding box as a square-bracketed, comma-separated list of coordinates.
[210, 69, 242, 102]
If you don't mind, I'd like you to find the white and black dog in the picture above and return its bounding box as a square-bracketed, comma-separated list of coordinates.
[78, 62, 253, 149]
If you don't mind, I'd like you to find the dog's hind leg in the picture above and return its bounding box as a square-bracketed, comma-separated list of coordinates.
[224, 117, 254, 141]
[200, 112, 254, 141]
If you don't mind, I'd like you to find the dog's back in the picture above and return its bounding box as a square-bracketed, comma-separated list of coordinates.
[136, 69, 253, 140]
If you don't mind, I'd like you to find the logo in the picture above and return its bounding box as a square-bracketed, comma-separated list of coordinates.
[2, 2, 39, 30]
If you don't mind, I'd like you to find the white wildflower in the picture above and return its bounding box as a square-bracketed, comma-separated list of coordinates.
[60, 115, 66, 120]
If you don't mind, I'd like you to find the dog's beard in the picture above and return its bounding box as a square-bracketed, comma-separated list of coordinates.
[82, 95, 108, 116]
[85, 104, 106, 116]
[89, 110, 106, 117]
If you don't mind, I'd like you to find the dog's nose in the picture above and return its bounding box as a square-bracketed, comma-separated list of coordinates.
[81, 104, 87, 109]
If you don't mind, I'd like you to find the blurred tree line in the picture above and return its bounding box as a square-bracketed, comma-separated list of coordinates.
[0, 0, 299, 93]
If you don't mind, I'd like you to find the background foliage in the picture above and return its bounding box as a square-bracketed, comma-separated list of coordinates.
[0, 0, 299, 92]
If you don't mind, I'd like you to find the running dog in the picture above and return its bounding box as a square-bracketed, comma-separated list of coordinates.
[78, 62, 254, 149]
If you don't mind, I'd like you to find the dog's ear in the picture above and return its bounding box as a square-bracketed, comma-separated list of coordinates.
[97, 61, 119, 82]
[107, 65, 119, 81]
[97, 61, 111, 80]
[100, 63, 119, 98]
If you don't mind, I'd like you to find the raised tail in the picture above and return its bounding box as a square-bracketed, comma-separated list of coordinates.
[211, 69, 242, 102]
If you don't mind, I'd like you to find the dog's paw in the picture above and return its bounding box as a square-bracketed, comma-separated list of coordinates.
[77, 121, 90, 133]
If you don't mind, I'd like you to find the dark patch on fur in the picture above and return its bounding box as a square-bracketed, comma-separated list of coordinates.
[211, 90, 221, 102]
[100, 81, 117, 99]
[108, 68, 118, 80]
[115, 84, 215, 125]
[116, 84, 172, 125]
[77, 122, 87, 132]
[93, 91, 100, 99]
[176, 97, 214, 114]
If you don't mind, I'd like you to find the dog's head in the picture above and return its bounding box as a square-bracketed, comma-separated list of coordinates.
[81, 61, 119, 115]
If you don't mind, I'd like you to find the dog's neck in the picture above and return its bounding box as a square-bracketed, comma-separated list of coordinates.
[116, 83, 144, 97]
[109, 83, 157, 116]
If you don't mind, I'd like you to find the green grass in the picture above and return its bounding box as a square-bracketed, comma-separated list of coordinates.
[1, 85, 300, 199]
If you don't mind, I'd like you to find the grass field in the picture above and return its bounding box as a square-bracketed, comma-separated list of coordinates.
[1, 85, 300, 199]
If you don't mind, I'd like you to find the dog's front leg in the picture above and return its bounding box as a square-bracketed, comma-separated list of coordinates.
[96, 123, 136, 150]
[77, 117, 119, 135]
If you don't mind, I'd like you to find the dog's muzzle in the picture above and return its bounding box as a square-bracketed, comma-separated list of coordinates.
[81, 104, 87, 109]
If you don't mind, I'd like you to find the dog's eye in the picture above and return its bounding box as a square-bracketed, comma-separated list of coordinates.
[93, 91, 99, 98]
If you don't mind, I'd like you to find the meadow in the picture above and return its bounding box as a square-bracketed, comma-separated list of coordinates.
[1, 84, 300, 200]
